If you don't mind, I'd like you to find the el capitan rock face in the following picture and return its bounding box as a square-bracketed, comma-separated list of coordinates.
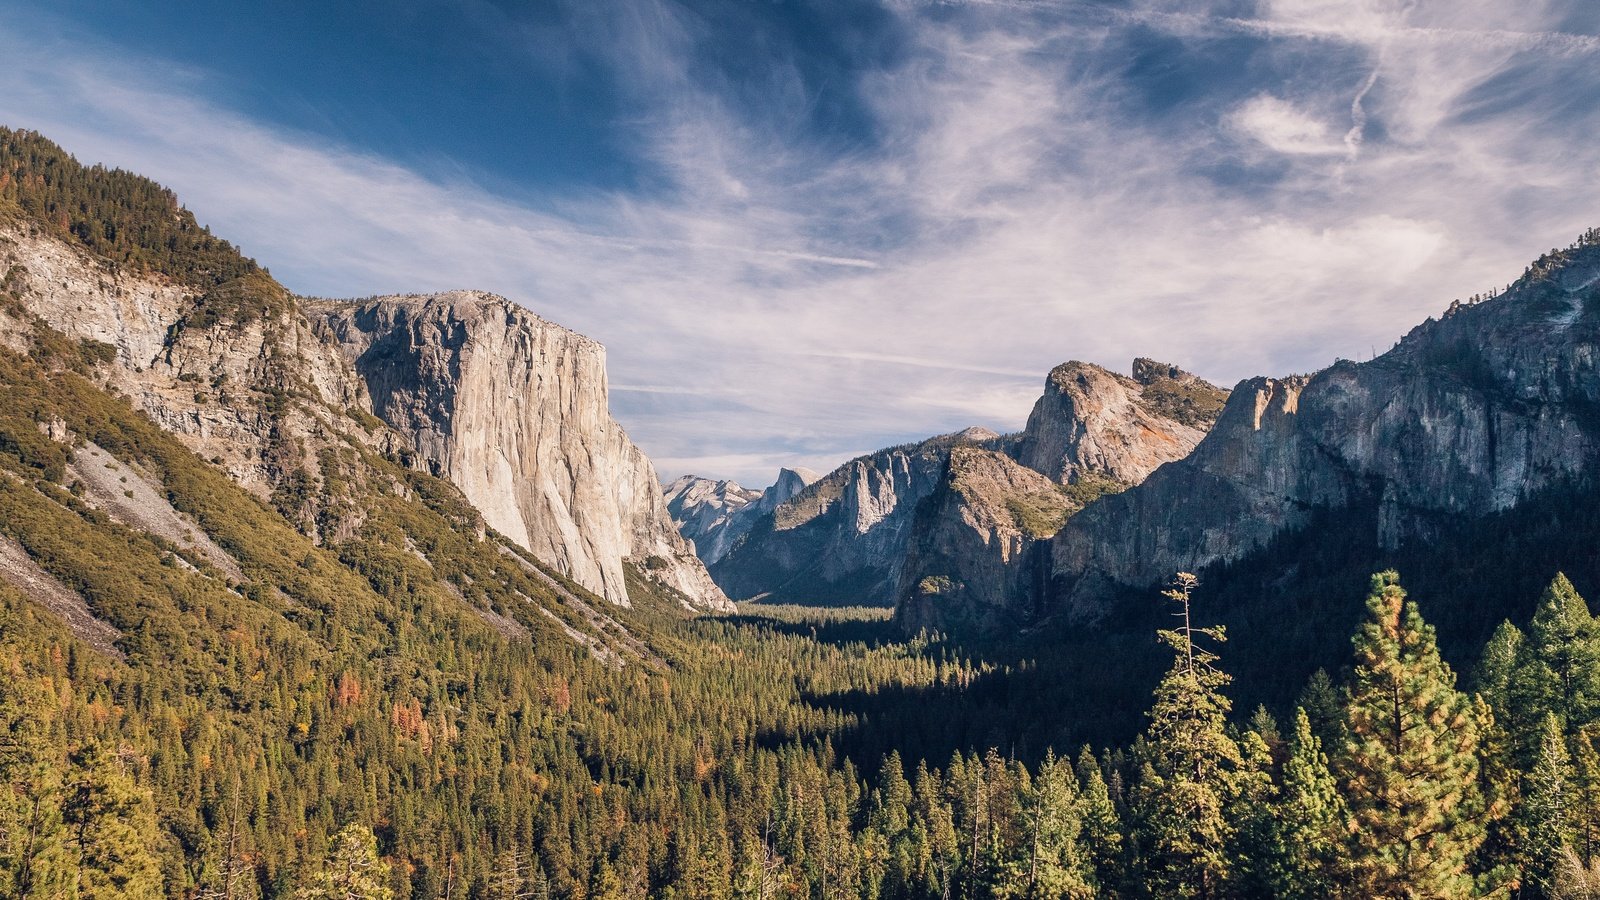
[312, 293, 730, 610]
[1046, 239, 1600, 622]
[1, 216, 729, 612]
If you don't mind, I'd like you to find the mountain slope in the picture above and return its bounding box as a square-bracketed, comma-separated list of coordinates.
[0, 128, 726, 611]
[664, 466, 817, 564]
[704, 360, 1225, 609]
[709, 428, 999, 605]
[1047, 233, 1600, 622]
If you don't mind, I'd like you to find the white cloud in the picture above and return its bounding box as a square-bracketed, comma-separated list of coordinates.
[0, 1, 1597, 486]
[1231, 95, 1346, 155]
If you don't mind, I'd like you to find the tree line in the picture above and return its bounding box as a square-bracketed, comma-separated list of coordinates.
[5, 565, 1598, 899]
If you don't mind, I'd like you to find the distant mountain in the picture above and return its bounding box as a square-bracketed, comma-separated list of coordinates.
[699, 362, 1226, 609]
[664, 466, 817, 565]
[1048, 233, 1600, 624]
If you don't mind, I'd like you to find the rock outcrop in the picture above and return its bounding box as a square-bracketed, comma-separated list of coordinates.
[895, 361, 1227, 632]
[1017, 360, 1222, 484]
[1046, 238, 1600, 621]
[710, 429, 997, 604]
[312, 293, 730, 610]
[664, 476, 761, 563]
[1, 219, 729, 612]
[703, 360, 1227, 614]
[665, 466, 817, 565]
[895, 447, 1067, 633]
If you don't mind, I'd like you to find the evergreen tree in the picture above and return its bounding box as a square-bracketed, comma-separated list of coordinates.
[1225, 727, 1278, 900]
[62, 742, 164, 900]
[0, 679, 72, 900]
[1267, 708, 1346, 899]
[1526, 714, 1578, 899]
[1573, 729, 1600, 867]
[1335, 571, 1492, 899]
[1298, 669, 1344, 747]
[1475, 620, 1525, 716]
[295, 824, 393, 900]
[994, 750, 1091, 899]
[1074, 747, 1123, 898]
[1132, 573, 1244, 899]
[1524, 575, 1600, 731]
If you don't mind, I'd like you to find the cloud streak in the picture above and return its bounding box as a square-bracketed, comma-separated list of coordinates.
[1, 0, 1598, 486]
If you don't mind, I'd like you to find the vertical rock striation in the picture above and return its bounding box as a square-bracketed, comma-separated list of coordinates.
[1046, 238, 1600, 622]
[312, 293, 730, 610]
[3, 217, 729, 613]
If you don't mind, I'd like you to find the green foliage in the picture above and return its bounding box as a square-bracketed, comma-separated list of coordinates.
[1335, 571, 1492, 899]
[1004, 492, 1072, 539]
[1056, 474, 1127, 510]
[0, 127, 259, 288]
[1131, 573, 1250, 898]
[1136, 377, 1228, 429]
[1527, 715, 1577, 898]
[1517, 574, 1600, 735]
[295, 825, 393, 900]
[1263, 708, 1345, 899]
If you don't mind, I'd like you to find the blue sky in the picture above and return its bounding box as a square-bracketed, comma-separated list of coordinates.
[3, 1, 1600, 486]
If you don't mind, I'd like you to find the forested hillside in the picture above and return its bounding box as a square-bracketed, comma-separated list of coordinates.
[3, 128, 1600, 900]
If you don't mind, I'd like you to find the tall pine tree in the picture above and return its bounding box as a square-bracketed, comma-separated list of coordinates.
[1335, 571, 1493, 899]
[1132, 573, 1248, 900]
[1525, 714, 1576, 898]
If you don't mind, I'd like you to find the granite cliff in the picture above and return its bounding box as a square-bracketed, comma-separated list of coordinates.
[664, 466, 816, 565]
[1046, 234, 1600, 622]
[895, 361, 1226, 631]
[0, 182, 727, 612]
[702, 361, 1225, 611]
[312, 294, 725, 608]
[708, 429, 998, 604]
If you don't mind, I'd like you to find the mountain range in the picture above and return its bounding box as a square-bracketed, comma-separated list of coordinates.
[5, 124, 1600, 900]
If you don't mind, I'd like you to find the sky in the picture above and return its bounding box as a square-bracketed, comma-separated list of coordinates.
[2, 0, 1599, 487]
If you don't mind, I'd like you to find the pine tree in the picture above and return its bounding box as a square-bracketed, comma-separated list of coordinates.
[1518, 575, 1600, 735]
[1526, 714, 1577, 898]
[1335, 571, 1492, 899]
[1475, 620, 1524, 715]
[1133, 573, 1244, 899]
[295, 824, 394, 900]
[1298, 668, 1344, 747]
[994, 750, 1092, 899]
[62, 742, 164, 900]
[1267, 708, 1346, 899]
[0, 679, 73, 900]
[1074, 746, 1123, 897]
[1224, 726, 1278, 900]
[1574, 729, 1600, 867]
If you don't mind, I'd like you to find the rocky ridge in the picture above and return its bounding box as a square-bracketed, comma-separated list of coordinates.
[1046, 235, 1600, 622]
[0, 217, 729, 612]
[664, 466, 817, 565]
[703, 362, 1226, 611]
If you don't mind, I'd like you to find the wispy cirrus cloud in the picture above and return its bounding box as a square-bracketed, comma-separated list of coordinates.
[1, 0, 1598, 486]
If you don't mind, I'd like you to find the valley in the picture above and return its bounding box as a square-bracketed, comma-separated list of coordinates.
[2, 123, 1600, 900]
